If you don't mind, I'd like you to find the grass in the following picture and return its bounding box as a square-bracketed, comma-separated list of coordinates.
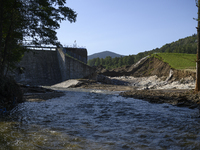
[152, 53, 196, 70]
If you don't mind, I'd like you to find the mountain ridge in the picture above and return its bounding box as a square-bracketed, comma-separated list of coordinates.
[88, 51, 125, 60]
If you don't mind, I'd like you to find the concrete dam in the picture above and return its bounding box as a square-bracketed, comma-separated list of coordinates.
[14, 47, 95, 86]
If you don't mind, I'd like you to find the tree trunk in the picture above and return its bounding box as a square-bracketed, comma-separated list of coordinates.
[196, 0, 200, 92]
[0, 0, 4, 76]
[0, 0, 15, 77]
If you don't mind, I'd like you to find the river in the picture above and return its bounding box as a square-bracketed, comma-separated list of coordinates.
[1, 89, 200, 150]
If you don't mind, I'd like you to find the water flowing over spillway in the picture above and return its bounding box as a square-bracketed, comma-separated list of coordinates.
[1, 89, 200, 149]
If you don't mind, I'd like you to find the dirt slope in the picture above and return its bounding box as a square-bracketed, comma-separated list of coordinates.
[98, 56, 196, 80]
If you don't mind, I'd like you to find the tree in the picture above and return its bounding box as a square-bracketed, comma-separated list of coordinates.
[87, 58, 96, 66]
[0, 0, 26, 76]
[95, 57, 100, 66]
[112, 57, 119, 68]
[127, 55, 134, 65]
[135, 52, 144, 63]
[0, 0, 77, 77]
[118, 57, 123, 67]
[122, 56, 128, 65]
[100, 58, 104, 65]
[105, 56, 112, 66]
[195, 0, 200, 92]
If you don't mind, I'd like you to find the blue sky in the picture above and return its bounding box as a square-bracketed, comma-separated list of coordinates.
[56, 0, 197, 56]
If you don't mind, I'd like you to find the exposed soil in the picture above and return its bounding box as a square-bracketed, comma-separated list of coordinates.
[173, 69, 196, 80]
[97, 56, 196, 80]
[120, 89, 200, 109]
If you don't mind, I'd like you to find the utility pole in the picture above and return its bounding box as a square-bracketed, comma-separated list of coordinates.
[196, 0, 200, 92]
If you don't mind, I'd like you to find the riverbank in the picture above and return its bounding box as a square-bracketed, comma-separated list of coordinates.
[22, 85, 65, 102]
[75, 85, 200, 109]
[9, 54, 198, 110]
[20, 74, 200, 109]
[120, 89, 200, 109]
[66, 75, 200, 109]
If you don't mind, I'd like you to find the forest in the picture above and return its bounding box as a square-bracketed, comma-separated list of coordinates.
[87, 34, 197, 70]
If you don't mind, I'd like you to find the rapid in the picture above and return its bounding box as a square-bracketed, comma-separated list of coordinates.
[1, 89, 200, 149]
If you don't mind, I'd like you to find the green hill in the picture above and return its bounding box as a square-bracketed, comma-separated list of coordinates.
[152, 34, 197, 54]
[88, 34, 197, 70]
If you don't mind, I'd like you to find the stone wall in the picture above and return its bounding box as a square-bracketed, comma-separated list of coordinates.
[14, 49, 95, 86]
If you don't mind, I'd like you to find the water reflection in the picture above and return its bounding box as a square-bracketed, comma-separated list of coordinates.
[1, 90, 200, 149]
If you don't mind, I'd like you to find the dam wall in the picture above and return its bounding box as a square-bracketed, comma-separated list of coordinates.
[14, 49, 95, 86]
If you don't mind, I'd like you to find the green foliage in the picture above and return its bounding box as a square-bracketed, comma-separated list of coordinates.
[152, 53, 196, 70]
[22, 0, 77, 46]
[87, 34, 197, 70]
[0, 0, 77, 76]
[95, 57, 100, 66]
[87, 54, 139, 69]
[158, 34, 197, 54]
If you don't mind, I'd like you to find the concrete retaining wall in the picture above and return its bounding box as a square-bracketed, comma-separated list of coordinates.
[14, 50, 62, 86]
[14, 49, 95, 86]
[62, 47, 87, 64]
[57, 48, 95, 81]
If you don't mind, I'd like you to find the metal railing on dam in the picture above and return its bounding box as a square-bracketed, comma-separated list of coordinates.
[24, 46, 57, 51]
[23, 46, 87, 51]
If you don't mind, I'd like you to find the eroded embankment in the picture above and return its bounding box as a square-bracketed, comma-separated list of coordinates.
[81, 56, 199, 108]
[120, 89, 200, 109]
[98, 56, 196, 80]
